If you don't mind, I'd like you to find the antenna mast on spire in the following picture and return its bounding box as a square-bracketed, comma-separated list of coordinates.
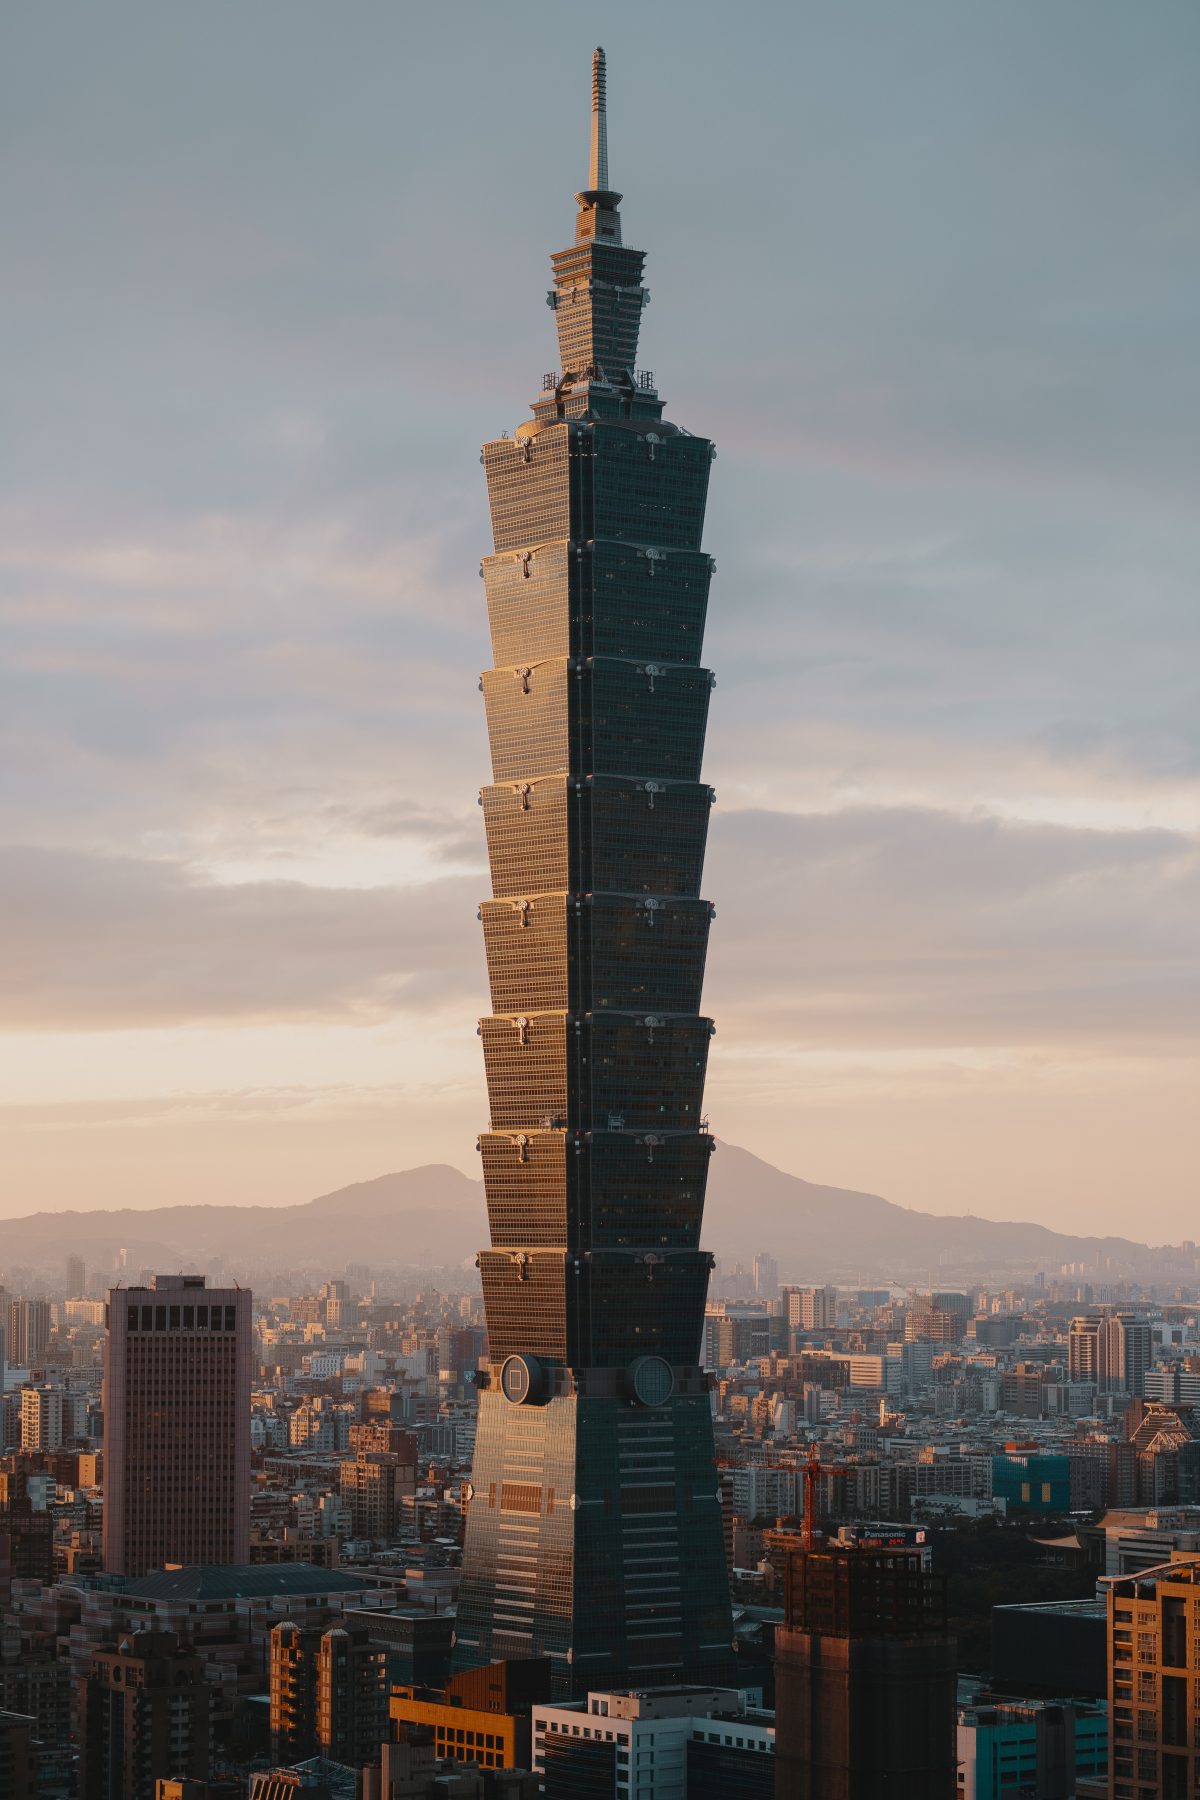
[589, 46, 609, 190]
[568, 48, 624, 250]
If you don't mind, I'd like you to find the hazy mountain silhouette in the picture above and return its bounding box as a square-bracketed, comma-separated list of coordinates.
[0, 1164, 478, 1277]
[0, 1145, 1161, 1283]
[704, 1142, 1151, 1277]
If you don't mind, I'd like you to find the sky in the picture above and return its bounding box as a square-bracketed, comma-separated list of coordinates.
[2, 1, 1198, 1238]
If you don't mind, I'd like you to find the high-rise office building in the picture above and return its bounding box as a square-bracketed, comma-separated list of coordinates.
[905, 1292, 969, 1344]
[103, 1275, 251, 1576]
[269, 1621, 386, 1766]
[77, 1630, 210, 1800]
[753, 1253, 779, 1300]
[774, 1544, 958, 1799]
[455, 49, 732, 1698]
[340, 1445, 417, 1541]
[1070, 1310, 1152, 1396]
[1069, 1313, 1104, 1384]
[1104, 1313, 1152, 1398]
[66, 1255, 86, 1299]
[785, 1286, 839, 1332]
[1108, 1557, 1200, 1797]
[19, 1386, 65, 1453]
[268, 1622, 318, 1765]
[7, 1300, 51, 1368]
[315, 1625, 387, 1767]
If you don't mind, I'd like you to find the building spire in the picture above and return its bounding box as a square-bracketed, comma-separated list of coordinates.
[574, 47, 622, 245]
[589, 46, 609, 191]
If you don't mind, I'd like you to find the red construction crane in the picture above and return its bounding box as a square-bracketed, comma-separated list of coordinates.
[801, 1440, 821, 1551]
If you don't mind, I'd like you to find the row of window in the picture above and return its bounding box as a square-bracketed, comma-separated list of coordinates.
[481, 899, 710, 1015]
[126, 1304, 239, 1332]
[483, 1206, 706, 1252]
[482, 665, 711, 785]
[483, 540, 711, 668]
[482, 777, 711, 900]
[483, 427, 712, 556]
[478, 1253, 710, 1364]
[552, 279, 645, 370]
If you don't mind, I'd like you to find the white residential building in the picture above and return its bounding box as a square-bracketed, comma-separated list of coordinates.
[532, 1687, 774, 1800]
[20, 1384, 82, 1451]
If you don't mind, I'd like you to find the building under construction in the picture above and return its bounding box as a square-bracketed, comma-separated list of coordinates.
[774, 1543, 957, 1799]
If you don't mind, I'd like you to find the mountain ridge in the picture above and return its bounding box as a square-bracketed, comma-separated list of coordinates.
[0, 1144, 1166, 1283]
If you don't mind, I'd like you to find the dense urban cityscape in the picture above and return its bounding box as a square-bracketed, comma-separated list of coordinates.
[4, 13, 1194, 1800]
[7, 1254, 1200, 1794]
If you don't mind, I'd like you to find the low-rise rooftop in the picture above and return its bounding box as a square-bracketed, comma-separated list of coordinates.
[993, 1597, 1107, 1618]
[125, 1564, 369, 1602]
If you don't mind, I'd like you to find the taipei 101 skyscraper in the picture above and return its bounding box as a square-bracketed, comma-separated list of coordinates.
[454, 50, 734, 1696]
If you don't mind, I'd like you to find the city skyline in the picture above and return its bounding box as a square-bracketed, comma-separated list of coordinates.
[4, 19, 1199, 1792]
[4, 1, 1199, 1238]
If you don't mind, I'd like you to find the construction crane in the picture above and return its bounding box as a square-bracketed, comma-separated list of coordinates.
[801, 1440, 821, 1551]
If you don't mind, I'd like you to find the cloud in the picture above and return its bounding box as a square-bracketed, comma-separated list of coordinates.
[0, 1083, 441, 1130]
[4, 806, 1196, 1056]
[0, 846, 482, 1029]
[705, 805, 1200, 1050]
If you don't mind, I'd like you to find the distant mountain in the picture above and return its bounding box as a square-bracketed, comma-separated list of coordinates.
[703, 1143, 1153, 1279]
[0, 1164, 482, 1282]
[0, 1145, 1164, 1284]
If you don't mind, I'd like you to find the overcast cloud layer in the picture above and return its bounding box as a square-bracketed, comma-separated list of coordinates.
[2, 1, 1198, 1237]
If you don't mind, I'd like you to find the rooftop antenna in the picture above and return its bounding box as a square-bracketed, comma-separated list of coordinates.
[589, 46, 609, 191]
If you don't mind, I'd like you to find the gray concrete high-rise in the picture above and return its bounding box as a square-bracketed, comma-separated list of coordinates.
[103, 1274, 251, 1576]
[6, 1300, 50, 1368]
[1069, 1309, 1152, 1395]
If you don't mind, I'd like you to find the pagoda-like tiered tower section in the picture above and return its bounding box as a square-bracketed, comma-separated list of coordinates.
[453, 50, 734, 1698]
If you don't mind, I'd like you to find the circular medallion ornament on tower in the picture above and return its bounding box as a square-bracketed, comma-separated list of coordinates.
[499, 1353, 544, 1405]
[627, 1355, 675, 1408]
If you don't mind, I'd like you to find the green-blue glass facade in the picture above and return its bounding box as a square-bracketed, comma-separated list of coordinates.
[991, 1453, 1072, 1513]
